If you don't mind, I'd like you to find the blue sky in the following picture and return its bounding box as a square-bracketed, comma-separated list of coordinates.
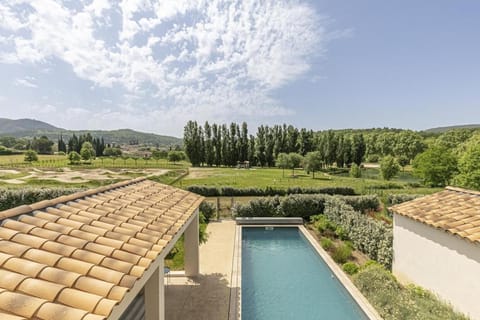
[1, 0, 479, 137]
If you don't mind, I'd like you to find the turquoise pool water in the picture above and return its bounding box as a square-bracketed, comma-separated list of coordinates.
[241, 227, 369, 320]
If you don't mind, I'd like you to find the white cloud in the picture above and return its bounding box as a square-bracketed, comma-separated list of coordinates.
[14, 76, 37, 88]
[0, 0, 328, 134]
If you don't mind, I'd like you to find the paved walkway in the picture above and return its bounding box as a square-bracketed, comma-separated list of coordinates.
[165, 220, 236, 320]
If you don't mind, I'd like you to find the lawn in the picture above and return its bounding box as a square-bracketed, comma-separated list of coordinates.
[174, 167, 438, 196]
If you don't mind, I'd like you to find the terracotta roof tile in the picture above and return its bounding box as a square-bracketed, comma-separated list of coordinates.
[390, 186, 480, 244]
[0, 178, 203, 319]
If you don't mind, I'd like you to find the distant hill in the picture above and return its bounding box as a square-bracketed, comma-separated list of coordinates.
[0, 118, 182, 146]
[424, 124, 480, 134]
[0, 118, 61, 134]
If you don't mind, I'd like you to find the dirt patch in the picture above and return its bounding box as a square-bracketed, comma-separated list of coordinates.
[186, 168, 217, 179]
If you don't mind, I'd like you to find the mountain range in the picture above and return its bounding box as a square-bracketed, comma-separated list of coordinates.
[0, 118, 182, 146]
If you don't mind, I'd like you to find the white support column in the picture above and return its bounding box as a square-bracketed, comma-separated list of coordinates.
[184, 208, 200, 277]
[144, 261, 165, 320]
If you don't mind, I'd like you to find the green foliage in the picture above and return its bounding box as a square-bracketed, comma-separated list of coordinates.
[234, 194, 380, 220]
[455, 142, 480, 190]
[304, 151, 323, 178]
[186, 185, 355, 197]
[335, 226, 349, 240]
[320, 238, 334, 251]
[103, 147, 122, 157]
[380, 155, 400, 181]
[342, 195, 380, 212]
[167, 150, 186, 163]
[413, 145, 457, 187]
[353, 264, 469, 320]
[312, 215, 336, 235]
[199, 201, 215, 222]
[349, 163, 362, 178]
[24, 150, 38, 162]
[80, 142, 96, 161]
[68, 151, 81, 164]
[30, 136, 54, 154]
[387, 194, 422, 205]
[332, 243, 352, 264]
[342, 262, 359, 275]
[324, 197, 393, 268]
[0, 187, 83, 211]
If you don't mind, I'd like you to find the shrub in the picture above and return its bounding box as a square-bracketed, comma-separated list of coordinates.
[342, 262, 359, 275]
[199, 201, 215, 222]
[324, 197, 393, 268]
[349, 163, 362, 178]
[335, 226, 349, 240]
[342, 195, 380, 212]
[312, 214, 335, 235]
[24, 150, 38, 162]
[353, 264, 469, 320]
[186, 185, 355, 197]
[387, 194, 422, 205]
[186, 185, 220, 197]
[332, 244, 352, 264]
[320, 238, 334, 251]
[0, 188, 84, 211]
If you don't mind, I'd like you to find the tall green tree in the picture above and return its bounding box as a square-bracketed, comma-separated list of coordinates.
[412, 146, 457, 187]
[204, 122, 214, 166]
[183, 121, 202, 166]
[454, 143, 480, 190]
[351, 133, 366, 166]
[212, 123, 222, 166]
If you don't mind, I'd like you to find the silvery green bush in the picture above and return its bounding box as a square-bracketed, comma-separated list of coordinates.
[0, 188, 84, 211]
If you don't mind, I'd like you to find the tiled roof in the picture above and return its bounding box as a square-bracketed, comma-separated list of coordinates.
[0, 178, 203, 320]
[390, 186, 480, 243]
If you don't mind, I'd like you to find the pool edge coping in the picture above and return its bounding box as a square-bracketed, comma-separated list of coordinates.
[233, 224, 383, 320]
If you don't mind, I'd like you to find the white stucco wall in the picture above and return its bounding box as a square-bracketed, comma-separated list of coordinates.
[393, 214, 480, 320]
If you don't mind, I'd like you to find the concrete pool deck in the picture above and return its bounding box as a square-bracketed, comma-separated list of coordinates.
[165, 220, 237, 320]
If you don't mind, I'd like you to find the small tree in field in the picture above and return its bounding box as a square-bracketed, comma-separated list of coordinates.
[304, 151, 322, 178]
[68, 151, 81, 164]
[80, 142, 96, 162]
[349, 163, 362, 178]
[380, 155, 400, 180]
[167, 151, 185, 163]
[276, 153, 290, 177]
[24, 150, 38, 162]
[288, 153, 304, 177]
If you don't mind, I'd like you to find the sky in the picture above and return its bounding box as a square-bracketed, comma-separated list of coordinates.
[0, 0, 479, 137]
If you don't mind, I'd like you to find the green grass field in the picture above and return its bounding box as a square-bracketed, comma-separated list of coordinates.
[174, 166, 437, 195]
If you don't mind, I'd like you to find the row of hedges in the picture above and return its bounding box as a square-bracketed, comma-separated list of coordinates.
[323, 197, 393, 268]
[186, 185, 355, 197]
[232, 194, 380, 219]
[387, 194, 422, 205]
[0, 188, 84, 211]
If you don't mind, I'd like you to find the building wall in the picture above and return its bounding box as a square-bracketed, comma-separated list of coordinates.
[393, 214, 480, 320]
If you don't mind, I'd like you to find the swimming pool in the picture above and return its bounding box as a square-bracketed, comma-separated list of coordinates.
[241, 227, 371, 320]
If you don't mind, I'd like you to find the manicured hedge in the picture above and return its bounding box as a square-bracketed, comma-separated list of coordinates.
[232, 194, 380, 219]
[0, 188, 84, 211]
[186, 185, 355, 197]
[323, 197, 392, 268]
[387, 194, 422, 205]
[343, 195, 380, 212]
